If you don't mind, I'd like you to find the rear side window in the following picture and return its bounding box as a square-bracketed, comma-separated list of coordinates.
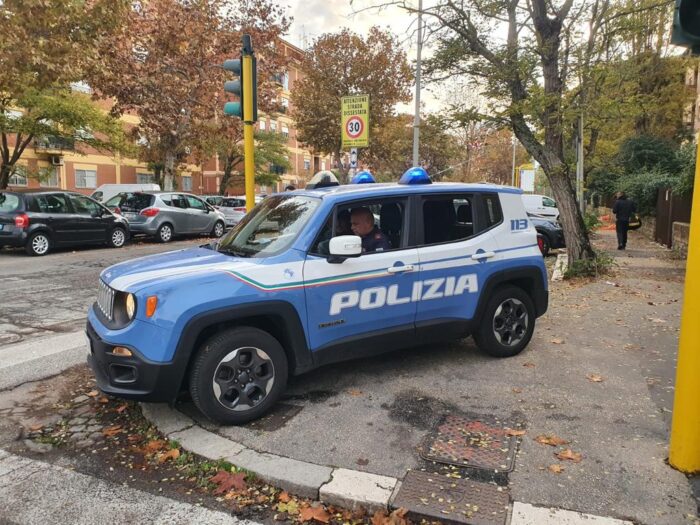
[422, 194, 475, 245]
[482, 193, 503, 228]
[35, 194, 70, 214]
[0, 193, 21, 212]
[108, 193, 154, 212]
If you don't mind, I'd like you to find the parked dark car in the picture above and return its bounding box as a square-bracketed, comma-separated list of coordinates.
[529, 213, 565, 256]
[0, 189, 129, 256]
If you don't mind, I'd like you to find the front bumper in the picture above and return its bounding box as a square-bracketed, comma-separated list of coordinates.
[86, 317, 182, 402]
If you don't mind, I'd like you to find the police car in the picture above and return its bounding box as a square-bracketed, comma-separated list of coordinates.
[86, 168, 548, 424]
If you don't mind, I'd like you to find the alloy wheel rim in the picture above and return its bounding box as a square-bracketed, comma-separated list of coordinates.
[493, 298, 528, 347]
[32, 235, 49, 254]
[215, 223, 224, 237]
[160, 226, 172, 241]
[112, 229, 125, 246]
[212, 347, 275, 412]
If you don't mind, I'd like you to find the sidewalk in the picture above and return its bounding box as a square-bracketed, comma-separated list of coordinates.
[138, 228, 698, 525]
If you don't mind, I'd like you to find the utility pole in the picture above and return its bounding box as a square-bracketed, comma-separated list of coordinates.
[412, 0, 423, 167]
[576, 114, 585, 214]
[511, 133, 516, 187]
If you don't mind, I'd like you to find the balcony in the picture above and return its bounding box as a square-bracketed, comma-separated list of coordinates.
[34, 136, 75, 154]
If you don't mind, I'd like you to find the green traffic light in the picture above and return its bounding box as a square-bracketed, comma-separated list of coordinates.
[224, 101, 242, 117]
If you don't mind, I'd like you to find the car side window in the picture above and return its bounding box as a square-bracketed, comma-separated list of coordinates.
[35, 194, 70, 214]
[421, 194, 475, 245]
[543, 196, 556, 208]
[169, 194, 188, 209]
[186, 195, 206, 210]
[68, 194, 101, 216]
[481, 193, 503, 229]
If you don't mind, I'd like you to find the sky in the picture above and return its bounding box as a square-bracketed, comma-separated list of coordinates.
[281, 0, 445, 113]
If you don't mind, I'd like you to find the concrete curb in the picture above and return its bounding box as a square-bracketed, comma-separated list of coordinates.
[551, 253, 568, 281]
[141, 403, 634, 524]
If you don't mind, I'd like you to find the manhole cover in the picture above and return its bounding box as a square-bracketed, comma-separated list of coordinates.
[420, 414, 518, 471]
[392, 470, 509, 525]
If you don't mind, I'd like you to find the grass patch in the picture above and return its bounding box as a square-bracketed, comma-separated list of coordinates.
[564, 251, 615, 279]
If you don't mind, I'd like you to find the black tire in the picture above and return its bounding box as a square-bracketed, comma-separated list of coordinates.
[25, 231, 51, 256]
[538, 233, 550, 256]
[108, 227, 128, 248]
[189, 327, 288, 425]
[474, 285, 536, 358]
[211, 220, 225, 238]
[157, 223, 174, 243]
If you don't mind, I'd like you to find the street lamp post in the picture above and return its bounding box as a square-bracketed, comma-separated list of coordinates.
[412, 0, 423, 167]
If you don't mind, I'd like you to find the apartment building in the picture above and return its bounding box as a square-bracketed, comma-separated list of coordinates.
[6, 39, 329, 196]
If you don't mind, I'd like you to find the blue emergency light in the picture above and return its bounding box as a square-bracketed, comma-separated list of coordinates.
[399, 166, 432, 185]
[351, 170, 376, 184]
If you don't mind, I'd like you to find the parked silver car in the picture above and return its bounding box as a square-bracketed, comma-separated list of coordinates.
[104, 192, 226, 242]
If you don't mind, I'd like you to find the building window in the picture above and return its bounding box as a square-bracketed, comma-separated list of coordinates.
[9, 170, 28, 186]
[75, 169, 97, 189]
[41, 167, 59, 188]
[283, 72, 289, 91]
[181, 176, 192, 191]
[259, 119, 266, 131]
[270, 120, 277, 132]
[304, 158, 311, 171]
[137, 173, 155, 184]
[321, 160, 326, 171]
[280, 98, 289, 113]
[281, 125, 289, 138]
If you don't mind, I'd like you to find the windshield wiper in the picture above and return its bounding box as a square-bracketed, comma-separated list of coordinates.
[218, 246, 253, 258]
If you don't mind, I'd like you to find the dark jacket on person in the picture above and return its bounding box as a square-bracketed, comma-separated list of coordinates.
[361, 227, 391, 253]
[612, 197, 636, 222]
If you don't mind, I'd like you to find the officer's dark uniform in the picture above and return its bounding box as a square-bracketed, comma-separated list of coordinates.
[612, 196, 636, 249]
[360, 227, 391, 253]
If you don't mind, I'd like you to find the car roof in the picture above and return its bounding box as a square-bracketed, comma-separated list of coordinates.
[291, 182, 522, 201]
[1, 188, 65, 194]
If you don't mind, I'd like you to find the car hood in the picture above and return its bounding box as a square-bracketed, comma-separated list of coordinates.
[100, 247, 251, 292]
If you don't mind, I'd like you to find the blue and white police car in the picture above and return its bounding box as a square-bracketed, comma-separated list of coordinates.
[86, 168, 548, 424]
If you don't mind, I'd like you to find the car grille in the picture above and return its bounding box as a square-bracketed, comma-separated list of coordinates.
[97, 280, 116, 321]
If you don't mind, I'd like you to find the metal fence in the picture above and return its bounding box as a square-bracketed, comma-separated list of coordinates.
[655, 188, 692, 248]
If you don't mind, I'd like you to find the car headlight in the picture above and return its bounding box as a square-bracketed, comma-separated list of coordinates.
[125, 293, 136, 320]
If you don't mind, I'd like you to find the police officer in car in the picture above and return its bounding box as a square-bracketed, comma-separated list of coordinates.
[350, 207, 391, 253]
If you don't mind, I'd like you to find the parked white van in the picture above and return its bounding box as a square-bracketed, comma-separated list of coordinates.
[522, 194, 560, 220]
[91, 183, 161, 203]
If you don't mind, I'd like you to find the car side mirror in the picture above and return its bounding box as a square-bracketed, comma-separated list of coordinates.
[328, 235, 362, 264]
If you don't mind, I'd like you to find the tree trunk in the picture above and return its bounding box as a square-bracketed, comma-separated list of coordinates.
[0, 164, 12, 189]
[164, 151, 175, 191]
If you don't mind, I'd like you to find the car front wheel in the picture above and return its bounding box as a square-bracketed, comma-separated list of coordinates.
[189, 327, 288, 425]
[26, 232, 51, 256]
[211, 221, 225, 238]
[108, 227, 127, 248]
[474, 285, 535, 358]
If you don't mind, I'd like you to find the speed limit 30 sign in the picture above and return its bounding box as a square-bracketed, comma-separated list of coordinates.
[341, 95, 369, 148]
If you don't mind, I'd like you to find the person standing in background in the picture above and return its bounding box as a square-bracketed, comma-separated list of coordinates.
[612, 191, 636, 250]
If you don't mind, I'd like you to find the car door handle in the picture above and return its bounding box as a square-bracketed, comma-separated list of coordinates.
[387, 264, 414, 274]
[471, 251, 495, 260]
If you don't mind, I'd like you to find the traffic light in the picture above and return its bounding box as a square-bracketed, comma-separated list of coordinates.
[222, 35, 257, 121]
[672, 0, 700, 54]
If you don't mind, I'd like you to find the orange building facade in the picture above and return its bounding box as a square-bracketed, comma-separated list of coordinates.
[6, 39, 330, 197]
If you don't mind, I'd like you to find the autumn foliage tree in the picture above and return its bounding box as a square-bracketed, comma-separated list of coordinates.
[0, 0, 131, 189]
[290, 27, 413, 183]
[88, 0, 290, 191]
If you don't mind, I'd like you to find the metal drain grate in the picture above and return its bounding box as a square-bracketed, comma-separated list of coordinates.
[420, 414, 518, 471]
[392, 470, 510, 525]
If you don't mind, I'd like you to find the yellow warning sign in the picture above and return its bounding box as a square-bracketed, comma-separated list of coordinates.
[341, 95, 369, 148]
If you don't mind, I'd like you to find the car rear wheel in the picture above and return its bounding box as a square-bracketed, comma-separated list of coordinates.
[26, 232, 51, 256]
[474, 285, 535, 358]
[211, 221, 225, 238]
[108, 227, 127, 248]
[157, 223, 173, 243]
[189, 327, 288, 425]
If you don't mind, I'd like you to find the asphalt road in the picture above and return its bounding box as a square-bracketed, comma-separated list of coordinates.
[0, 237, 207, 346]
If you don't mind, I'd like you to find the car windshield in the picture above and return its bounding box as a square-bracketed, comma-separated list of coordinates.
[0, 193, 20, 212]
[105, 192, 154, 212]
[218, 195, 319, 258]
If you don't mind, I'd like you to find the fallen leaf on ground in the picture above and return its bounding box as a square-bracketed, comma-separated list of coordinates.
[523, 362, 536, 368]
[157, 448, 180, 463]
[98, 396, 109, 404]
[86, 390, 99, 397]
[506, 429, 526, 437]
[210, 470, 247, 494]
[299, 506, 331, 523]
[512, 387, 522, 393]
[586, 374, 605, 382]
[102, 425, 122, 437]
[143, 439, 167, 454]
[356, 458, 369, 465]
[550, 338, 565, 344]
[535, 435, 570, 446]
[348, 389, 363, 396]
[278, 491, 291, 503]
[556, 449, 583, 462]
[28, 424, 43, 431]
[548, 464, 564, 474]
[277, 500, 300, 515]
[115, 404, 129, 413]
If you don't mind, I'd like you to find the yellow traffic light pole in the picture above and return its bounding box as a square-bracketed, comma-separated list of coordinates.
[241, 38, 256, 213]
[669, 135, 700, 474]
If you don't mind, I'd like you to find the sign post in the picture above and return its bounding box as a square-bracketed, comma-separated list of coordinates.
[341, 96, 369, 180]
